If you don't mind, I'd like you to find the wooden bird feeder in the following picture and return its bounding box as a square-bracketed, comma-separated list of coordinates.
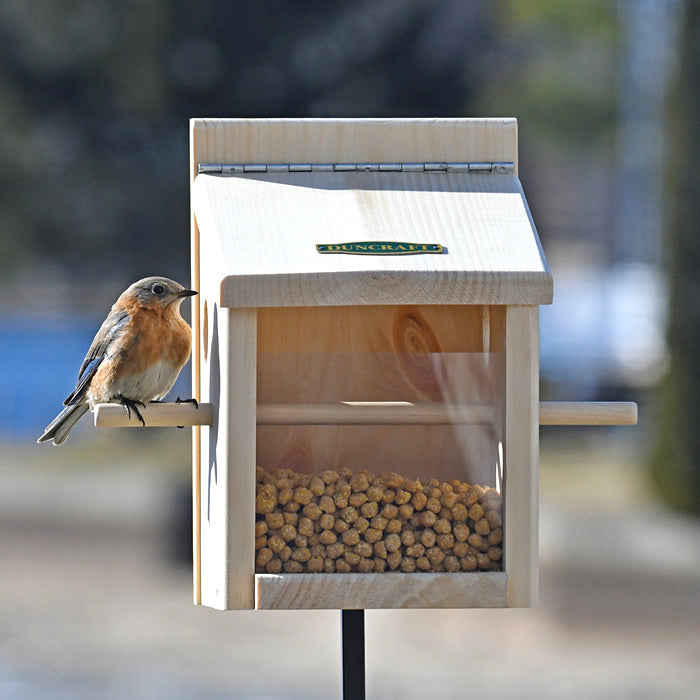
[99, 118, 637, 613]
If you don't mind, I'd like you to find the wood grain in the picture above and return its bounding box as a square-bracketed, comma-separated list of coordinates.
[192, 170, 552, 307]
[504, 306, 539, 607]
[93, 402, 212, 427]
[190, 117, 518, 168]
[197, 307, 257, 610]
[255, 572, 508, 609]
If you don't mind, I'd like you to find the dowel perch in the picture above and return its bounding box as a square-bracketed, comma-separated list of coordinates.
[538, 401, 637, 426]
[94, 401, 213, 427]
[257, 401, 496, 425]
[256, 401, 637, 426]
[94, 400, 636, 428]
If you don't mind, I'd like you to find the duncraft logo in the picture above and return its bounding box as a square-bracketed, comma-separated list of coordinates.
[316, 241, 444, 255]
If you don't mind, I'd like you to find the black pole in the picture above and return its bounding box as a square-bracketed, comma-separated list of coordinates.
[341, 609, 365, 700]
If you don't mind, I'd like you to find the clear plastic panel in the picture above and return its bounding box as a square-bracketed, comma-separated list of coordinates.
[255, 306, 505, 574]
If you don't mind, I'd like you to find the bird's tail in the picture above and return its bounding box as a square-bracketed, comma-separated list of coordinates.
[37, 403, 90, 446]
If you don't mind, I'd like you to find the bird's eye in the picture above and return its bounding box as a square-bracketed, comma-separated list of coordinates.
[152, 284, 165, 295]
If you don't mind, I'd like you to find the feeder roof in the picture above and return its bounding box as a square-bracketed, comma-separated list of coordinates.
[193, 169, 552, 307]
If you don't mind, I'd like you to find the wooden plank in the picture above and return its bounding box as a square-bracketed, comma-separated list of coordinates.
[255, 572, 508, 610]
[199, 307, 257, 610]
[190, 117, 518, 170]
[192, 171, 552, 307]
[190, 121, 203, 605]
[191, 118, 246, 606]
[504, 306, 539, 607]
[94, 402, 213, 427]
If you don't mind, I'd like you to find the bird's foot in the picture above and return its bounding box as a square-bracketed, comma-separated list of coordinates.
[176, 397, 199, 408]
[175, 397, 198, 428]
[118, 395, 147, 427]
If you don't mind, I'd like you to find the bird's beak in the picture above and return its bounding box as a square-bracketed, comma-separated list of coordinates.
[179, 289, 198, 297]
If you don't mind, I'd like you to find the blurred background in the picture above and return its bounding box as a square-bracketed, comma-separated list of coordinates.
[1, 0, 699, 698]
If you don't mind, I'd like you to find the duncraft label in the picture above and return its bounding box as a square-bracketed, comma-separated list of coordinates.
[316, 241, 444, 255]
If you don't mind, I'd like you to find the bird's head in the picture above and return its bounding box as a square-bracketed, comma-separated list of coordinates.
[122, 277, 198, 310]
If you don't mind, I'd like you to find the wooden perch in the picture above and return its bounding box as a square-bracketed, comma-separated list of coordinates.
[94, 401, 213, 428]
[94, 400, 636, 428]
[257, 401, 496, 425]
[539, 401, 637, 426]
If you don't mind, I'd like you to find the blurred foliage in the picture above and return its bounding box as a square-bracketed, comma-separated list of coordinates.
[0, 0, 626, 289]
[476, 0, 621, 262]
[652, 0, 700, 514]
[0, 0, 496, 286]
[480, 0, 619, 148]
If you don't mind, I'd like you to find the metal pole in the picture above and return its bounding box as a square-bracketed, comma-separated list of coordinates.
[341, 609, 365, 699]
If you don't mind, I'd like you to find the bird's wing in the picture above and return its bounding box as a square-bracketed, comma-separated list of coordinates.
[63, 309, 130, 406]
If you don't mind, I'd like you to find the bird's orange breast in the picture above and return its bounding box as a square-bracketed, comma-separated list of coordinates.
[119, 306, 192, 374]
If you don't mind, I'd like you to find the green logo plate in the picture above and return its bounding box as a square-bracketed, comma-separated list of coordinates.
[316, 241, 444, 255]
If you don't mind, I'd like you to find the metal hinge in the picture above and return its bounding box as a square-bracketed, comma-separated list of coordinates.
[198, 161, 515, 175]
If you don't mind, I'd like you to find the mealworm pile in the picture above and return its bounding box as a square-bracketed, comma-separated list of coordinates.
[255, 466, 503, 574]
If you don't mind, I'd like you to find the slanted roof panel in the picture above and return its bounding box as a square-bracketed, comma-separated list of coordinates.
[193, 171, 552, 307]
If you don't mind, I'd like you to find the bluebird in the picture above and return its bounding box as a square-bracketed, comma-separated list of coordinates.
[38, 276, 197, 446]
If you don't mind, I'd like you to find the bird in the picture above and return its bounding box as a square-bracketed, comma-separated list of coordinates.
[37, 276, 197, 446]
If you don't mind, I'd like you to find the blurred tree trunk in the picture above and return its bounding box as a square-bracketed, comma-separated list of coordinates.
[651, 0, 700, 513]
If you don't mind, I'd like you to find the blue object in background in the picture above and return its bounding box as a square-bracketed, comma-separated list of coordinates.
[0, 315, 191, 439]
[0, 316, 98, 438]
